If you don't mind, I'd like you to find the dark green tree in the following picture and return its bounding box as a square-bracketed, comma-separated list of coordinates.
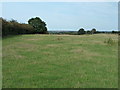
[86, 30, 91, 34]
[28, 17, 48, 34]
[91, 28, 96, 34]
[78, 28, 85, 35]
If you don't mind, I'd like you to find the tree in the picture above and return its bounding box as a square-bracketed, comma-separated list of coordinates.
[91, 28, 96, 34]
[10, 19, 18, 23]
[86, 30, 91, 34]
[28, 17, 48, 34]
[78, 28, 85, 35]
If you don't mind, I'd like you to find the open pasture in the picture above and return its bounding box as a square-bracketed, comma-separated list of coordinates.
[2, 34, 118, 88]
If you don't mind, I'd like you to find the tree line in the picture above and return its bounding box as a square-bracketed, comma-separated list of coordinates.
[77, 28, 119, 35]
[1, 17, 48, 37]
[1, 17, 119, 37]
[78, 28, 96, 35]
[49, 29, 119, 35]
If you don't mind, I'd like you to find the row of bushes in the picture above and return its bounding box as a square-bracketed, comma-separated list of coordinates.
[1, 18, 35, 37]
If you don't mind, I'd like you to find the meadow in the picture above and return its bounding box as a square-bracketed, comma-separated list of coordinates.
[2, 34, 118, 88]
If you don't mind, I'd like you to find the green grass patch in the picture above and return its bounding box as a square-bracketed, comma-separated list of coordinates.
[2, 34, 118, 88]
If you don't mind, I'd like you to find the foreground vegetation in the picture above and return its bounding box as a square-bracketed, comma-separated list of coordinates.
[3, 34, 118, 88]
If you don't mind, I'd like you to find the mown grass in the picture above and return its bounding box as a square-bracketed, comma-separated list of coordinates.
[2, 34, 118, 88]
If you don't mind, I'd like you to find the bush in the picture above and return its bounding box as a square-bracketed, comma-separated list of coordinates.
[104, 38, 115, 45]
[1, 18, 35, 37]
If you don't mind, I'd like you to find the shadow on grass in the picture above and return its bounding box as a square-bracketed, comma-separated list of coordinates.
[2, 35, 23, 40]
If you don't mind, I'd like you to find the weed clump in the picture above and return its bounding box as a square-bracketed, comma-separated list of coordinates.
[104, 38, 115, 46]
[57, 37, 63, 40]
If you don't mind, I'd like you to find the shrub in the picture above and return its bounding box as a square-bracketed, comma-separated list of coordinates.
[1, 18, 35, 37]
[104, 38, 115, 45]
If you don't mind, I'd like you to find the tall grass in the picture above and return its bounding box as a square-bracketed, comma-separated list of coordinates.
[104, 38, 116, 46]
[2, 34, 118, 88]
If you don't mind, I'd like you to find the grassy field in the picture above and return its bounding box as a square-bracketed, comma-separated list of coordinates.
[2, 34, 118, 88]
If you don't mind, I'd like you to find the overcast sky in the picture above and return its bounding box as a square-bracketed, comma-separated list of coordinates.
[2, 2, 118, 31]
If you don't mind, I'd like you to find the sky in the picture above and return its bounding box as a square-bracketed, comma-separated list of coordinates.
[1, 2, 118, 31]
